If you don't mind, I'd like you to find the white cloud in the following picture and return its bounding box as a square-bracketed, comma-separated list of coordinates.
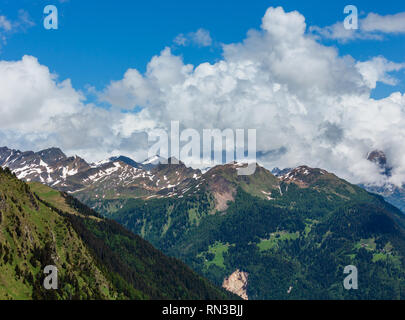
[0, 56, 81, 132]
[174, 28, 212, 47]
[356, 57, 405, 89]
[0, 10, 35, 49]
[101, 6, 405, 187]
[1, 6, 405, 188]
[310, 23, 381, 42]
[173, 33, 187, 46]
[0, 16, 12, 31]
[0, 55, 150, 163]
[312, 11, 405, 42]
[362, 12, 405, 33]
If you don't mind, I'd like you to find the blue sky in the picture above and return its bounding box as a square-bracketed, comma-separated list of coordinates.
[1, 0, 405, 98]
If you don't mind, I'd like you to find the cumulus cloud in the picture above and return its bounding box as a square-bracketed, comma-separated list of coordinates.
[100, 6, 405, 187]
[311, 11, 405, 42]
[0, 56, 81, 132]
[356, 57, 405, 89]
[174, 28, 212, 47]
[1, 6, 405, 187]
[0, 55, 149, 162]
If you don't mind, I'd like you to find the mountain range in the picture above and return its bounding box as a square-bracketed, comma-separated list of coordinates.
[1, 146, 403, 214]
[109, 161, 405, 299]
[0, 146, 199, 200]
[1, 146, 405, 299]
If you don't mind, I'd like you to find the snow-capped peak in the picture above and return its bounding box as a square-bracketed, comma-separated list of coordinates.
[90, 159, 112, 168]
[142, 155, 166, 165]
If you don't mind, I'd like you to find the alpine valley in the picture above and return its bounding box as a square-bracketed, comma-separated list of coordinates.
[1, 146, 405, 299]
[0, 163, 234, 299]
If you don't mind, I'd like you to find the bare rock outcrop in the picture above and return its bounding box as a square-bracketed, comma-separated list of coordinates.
[222, 269, 248, 300]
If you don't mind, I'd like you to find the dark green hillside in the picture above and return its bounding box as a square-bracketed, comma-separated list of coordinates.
[0, 167, 234, 300]
[111, 167, 405, 299]
[0, 167, 118, 299]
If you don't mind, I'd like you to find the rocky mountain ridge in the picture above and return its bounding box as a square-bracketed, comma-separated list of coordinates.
[1, 146, 404, 214]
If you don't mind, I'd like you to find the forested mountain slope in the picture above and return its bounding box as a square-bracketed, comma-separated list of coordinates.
[0, 167, 234, 300]
[110, 164, 405, 299]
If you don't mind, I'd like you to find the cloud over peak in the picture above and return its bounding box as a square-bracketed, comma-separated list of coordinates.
[1, 6, 405, 188]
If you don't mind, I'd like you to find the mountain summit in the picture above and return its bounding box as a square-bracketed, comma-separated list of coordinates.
[363, 150, 405, 213]
[367, 150, 392, 177]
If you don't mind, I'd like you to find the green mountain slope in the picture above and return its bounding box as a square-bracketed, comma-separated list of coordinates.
[0, 167, 234, 300]
[0, 168, 118, 299]
[109, 164, 405, 299]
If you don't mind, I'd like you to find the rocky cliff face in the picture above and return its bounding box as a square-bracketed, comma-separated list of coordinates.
[222, 270, 249, 300]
